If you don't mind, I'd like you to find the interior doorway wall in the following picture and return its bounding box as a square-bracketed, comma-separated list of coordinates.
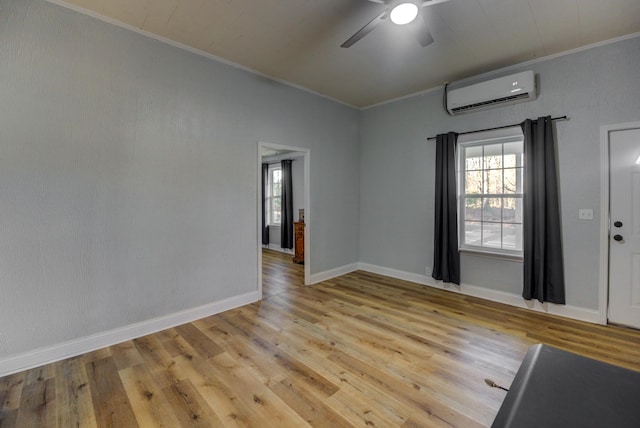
[257, 142, 310, 296]
[599, 121, 640, 327]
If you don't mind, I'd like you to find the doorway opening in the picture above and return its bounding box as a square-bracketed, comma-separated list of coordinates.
[257, 142, 310, 298]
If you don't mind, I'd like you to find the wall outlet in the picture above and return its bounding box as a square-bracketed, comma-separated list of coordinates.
[425, 266, 432, 276]
[578, 209, 593, 220]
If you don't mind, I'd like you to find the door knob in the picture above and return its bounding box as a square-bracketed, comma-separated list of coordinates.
[614, 221, 623, 228]
[613, 234, 623, 242]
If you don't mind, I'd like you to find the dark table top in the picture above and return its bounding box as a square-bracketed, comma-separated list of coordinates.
[492, 343, 640, 428]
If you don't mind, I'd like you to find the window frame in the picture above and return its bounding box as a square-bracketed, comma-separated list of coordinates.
[457, 127, 524, 260]
[266, 164, 282, 227]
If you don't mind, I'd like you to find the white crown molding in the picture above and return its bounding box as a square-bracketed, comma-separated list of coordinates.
[363, 32, 640, 110]
[0, 291, 260, 378]
[41, 1, 640, 111]
[43, 0, 358, 110]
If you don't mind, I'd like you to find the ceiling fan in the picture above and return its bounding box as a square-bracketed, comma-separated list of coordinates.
[341, 0, 450, 48]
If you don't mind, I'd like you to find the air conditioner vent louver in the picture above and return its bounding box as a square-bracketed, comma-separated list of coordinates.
[450, 92, 531, 113]
[446, 71, 537, 115]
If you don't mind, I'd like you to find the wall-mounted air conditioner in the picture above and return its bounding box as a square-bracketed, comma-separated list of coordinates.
[446, 70, 537, 115]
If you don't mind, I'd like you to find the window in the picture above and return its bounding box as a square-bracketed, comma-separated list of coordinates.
[458, 129, 524, 257]
[267, 165, 282, 225]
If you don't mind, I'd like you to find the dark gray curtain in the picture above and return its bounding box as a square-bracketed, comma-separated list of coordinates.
[521, 116, 565, 304]
[432, 132, 460, 284]
[261, 163, 269, 246]
[281, 160, 293, 249]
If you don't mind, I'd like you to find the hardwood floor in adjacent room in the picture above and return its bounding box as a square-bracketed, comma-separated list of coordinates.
[262, 248, 304, 298]
[2, 254, 640, 427]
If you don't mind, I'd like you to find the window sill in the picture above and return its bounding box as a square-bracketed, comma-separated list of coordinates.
[460, 248, 523, 262]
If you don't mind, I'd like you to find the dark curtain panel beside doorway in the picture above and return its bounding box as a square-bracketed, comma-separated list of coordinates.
[521, 116, 565, 304]
[261, 163, 269, 246]
[432, 132, 460, 284]
[281, 159, 294, 249]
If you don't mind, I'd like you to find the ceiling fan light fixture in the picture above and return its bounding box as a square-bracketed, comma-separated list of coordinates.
[390, 3, 419, 25]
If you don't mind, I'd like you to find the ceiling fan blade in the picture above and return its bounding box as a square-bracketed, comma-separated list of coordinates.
[341, 10, 388, 48]
[406, 12, 434, 47]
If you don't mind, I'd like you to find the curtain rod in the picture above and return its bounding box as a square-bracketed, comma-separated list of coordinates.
[426, 116, 568, 141]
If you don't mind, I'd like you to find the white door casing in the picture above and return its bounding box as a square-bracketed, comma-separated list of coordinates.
[607, 126, 640, 329]
[257, 142, 311, 295]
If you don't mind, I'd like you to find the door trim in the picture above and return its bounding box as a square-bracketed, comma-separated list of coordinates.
[599, 121, 640, 325]
[257, 141, 310, 296]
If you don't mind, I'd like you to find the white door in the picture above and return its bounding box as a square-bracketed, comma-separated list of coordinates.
[609, 127, 640, 329]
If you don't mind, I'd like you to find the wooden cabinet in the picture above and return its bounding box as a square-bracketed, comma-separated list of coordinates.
[292, 222, 305, 264]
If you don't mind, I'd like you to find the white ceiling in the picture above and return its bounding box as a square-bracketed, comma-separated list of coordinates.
[52, 0, 640, 108]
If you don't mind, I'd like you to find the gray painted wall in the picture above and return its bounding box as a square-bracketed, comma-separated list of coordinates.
[292, 156, 305, 224]
[2, 0, 637, 366]
[0, 0, 359, 359]
[359, 36, 640, 310]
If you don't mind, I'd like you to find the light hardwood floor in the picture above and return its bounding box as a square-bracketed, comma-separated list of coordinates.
[261, 249, 304, 299]
[1, 250, 640, 427]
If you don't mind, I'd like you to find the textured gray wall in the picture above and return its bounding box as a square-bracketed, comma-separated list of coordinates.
[359, 36, 640, 310]
[292, 156, 305, 224]
[0, 0, 359, 359]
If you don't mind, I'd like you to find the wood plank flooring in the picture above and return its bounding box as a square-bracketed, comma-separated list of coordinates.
[261, 249, 303, 298]
[2, 250, 640, 427]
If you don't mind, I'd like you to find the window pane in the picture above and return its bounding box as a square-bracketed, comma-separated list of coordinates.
[503, 167, 523, 194]
[503, 198, 522, 223]
[484, 169, 503, 194]
[465, 197, 481, 221]
[271, 168, 282, 197]
[273, 196, 281, 224]
[464, 221, 482, 246]
[458, 135, 524, 255]
[503, 141, 523, 167]
[465, 146, 483, 171]
[482, 198, 502, 222]
[465, 171, 482, 194]
[502, 224, 523, 251]
[482, 223, 502, 248]
[268, 167, 283, 225]
[484, 144, 502, 170]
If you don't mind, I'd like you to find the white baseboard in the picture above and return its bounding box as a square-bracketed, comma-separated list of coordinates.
[263, 244, 294, 254]
[0, 291, 260, 378]
[357, 263, 601, 325]
[458, 282, 601, 324]
[309, 263, 359, 285]
[358, 263, 433, 287]
[1, 262, 602, 377]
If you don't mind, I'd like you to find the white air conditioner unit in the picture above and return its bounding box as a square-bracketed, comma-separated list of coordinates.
[446, 71, 537, 115]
